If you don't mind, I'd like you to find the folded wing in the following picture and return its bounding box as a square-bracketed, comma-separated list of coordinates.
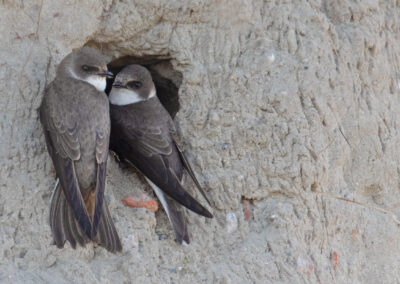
[119, 124, 212, 218]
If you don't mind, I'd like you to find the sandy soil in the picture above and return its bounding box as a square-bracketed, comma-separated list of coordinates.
[1, 1, 400, 283]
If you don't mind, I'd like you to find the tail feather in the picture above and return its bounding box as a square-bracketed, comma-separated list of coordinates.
[65, 200, 89, 248]
[96, 202, 122, 252]
[63, 197, 77, 249]
[164, 194, 189, 244]
[146, 177, 189, 244]
[49, 182, 67, 247]
[50, 183, 90, 248]
[50, 182, 121, 252]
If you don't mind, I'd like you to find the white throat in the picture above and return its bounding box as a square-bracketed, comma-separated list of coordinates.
[109, 87, 156, 106]
[85, 76, 106, 92]
[69, 69, 106, 92]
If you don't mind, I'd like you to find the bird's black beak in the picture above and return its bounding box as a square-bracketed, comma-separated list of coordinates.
[112, 81, 124, 88]
[98, 70, 114, 78]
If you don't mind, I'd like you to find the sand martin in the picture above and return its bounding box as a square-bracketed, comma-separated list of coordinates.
[40, 47, 122, 252]
[109, 64, 212, 244]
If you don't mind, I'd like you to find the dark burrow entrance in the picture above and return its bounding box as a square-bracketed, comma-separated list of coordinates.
[105, 56, 182, 119]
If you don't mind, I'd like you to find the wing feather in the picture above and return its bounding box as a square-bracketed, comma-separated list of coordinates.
[112, 123, 212, 217]
[110, 103, 212, 218]
[128, 128, 172, 157]
[40, 82, 109, 240]
[168, 120, 211, 205]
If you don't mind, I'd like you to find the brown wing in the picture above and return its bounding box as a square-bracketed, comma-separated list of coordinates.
[40, 82, 109, 239]
[129, 127, 172, 157]
[92, 127, 109, 238]
[168, 120, 211, 205]
[111, 116, 212, 218]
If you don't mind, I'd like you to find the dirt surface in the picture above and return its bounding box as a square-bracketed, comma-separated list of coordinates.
[1, 1, 400, 283]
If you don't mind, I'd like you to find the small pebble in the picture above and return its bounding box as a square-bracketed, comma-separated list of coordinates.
[226, 212, 238, 233]
[267, 53, 275, 63]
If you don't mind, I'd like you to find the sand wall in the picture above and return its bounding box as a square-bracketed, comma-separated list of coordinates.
[1, 1, 400, 283]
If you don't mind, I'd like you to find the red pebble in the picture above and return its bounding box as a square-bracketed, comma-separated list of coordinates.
[243, 200, 251, 220]
[331, 251, 338, 267]
[122, 195, 158, 212]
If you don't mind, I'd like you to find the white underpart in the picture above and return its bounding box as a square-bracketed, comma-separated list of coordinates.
[145, 177, 172, 222]
[84, 75, 107, 92]
[145, 175, 188, 245]
[109, 87, 156, 106]
[69, 68, 106, 92]
[149, 87, 156, 99]
[109, 88, 144, 105]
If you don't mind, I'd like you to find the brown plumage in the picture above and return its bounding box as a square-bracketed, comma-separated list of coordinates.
[40, 47, 121, 252]
[109, 65, 212, 244]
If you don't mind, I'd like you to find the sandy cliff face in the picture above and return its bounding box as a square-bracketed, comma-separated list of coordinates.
[1, 0, 400, 283]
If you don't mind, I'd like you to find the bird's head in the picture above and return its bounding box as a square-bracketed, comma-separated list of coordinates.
[58, 46, 113, 92]
[109, 64, 156, 106]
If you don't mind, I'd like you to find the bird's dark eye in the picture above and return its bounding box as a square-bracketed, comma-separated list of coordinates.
[127, 81, 142, 89]
[81, 65, 98, 72]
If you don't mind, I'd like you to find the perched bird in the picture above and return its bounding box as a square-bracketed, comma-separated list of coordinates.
[109, 64, 212, 244]
[40, 47, 122, 252]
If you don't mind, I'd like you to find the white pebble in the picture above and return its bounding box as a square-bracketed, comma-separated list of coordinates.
[267, 53, 275, 63]
[226, 212, 238, 233]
